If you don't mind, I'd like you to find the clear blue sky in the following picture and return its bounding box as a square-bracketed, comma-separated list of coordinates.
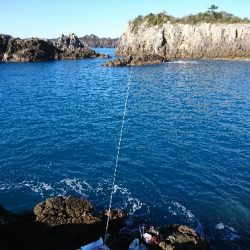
[1, 0, 250, 39]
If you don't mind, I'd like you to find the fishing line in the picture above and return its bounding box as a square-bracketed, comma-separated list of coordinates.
[104, 67, 132, 243]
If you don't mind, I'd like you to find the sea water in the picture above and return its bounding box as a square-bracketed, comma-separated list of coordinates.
[0, 49, 249, 249]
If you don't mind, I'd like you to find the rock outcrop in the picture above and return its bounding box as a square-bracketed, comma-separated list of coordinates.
[117, 22, 250, 59]
[80, 34, 119, 48]
[103, 54, 169, 67]
[1, 33, 108, 62]
[3, 37, 59, 62]
[53, 33, 101, 60]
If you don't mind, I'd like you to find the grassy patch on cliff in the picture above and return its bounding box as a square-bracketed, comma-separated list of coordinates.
[130, 9, 250, 33]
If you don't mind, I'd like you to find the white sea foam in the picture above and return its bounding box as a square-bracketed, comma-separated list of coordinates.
[215, 223, 239, 241]
[60, 178, 92, 195]
[172, 201, 195, 221]
[169, 201, 204, 236]
[170, 60, 198, 64]
[112, 184, 144, 215]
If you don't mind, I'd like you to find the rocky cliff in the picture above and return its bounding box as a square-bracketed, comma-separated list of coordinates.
[117, 16, 250, 59]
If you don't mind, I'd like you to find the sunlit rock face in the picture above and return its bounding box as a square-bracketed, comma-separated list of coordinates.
[117, 22, 250, 59]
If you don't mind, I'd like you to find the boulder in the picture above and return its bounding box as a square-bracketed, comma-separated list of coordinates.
[103, 54, 169, 66]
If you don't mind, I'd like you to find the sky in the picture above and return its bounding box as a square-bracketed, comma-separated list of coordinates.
[1, 0, 250, 39]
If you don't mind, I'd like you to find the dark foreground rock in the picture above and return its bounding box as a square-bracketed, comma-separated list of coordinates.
[0, 196, 209, 250]
[1, 33, 109, 62]
[102, 54, 169, 67]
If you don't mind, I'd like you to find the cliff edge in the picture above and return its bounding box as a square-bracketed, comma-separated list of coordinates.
[116, 12, 250, 59]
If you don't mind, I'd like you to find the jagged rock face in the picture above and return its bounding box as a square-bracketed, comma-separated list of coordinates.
[1, 33, 106, 62]
[53, 33, 84, 50]
[53, 33, 101, 60]
[34, 196, 101, 226]
[80, 34, 119, 48]
[34, 196, 127, 227]
[0, 34, 12, 59]
[103, 54, 169, 67]
[3, 38, 59, 62]
[117, 23, 250, 59]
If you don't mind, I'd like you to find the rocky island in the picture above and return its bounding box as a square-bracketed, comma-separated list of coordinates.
[0, 33, 109, 62]
[116, 10, 250, 59]
[0, 196, 210, 250]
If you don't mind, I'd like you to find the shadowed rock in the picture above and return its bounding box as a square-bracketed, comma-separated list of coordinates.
[3, 37, 59, 62]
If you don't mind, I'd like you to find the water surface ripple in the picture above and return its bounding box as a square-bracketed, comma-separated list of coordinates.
[0, 50, 250, 249]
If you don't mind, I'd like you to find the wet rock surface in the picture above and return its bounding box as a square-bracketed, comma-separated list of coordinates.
[103, 54, 169, 67]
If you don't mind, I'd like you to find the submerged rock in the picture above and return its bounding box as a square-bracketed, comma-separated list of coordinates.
[103, 54, 169, 66]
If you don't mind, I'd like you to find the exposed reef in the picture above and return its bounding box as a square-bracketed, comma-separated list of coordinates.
[0, 196, 210, 250]
[103, 54, 169, 67]
[0, 33, 109, 62]
[116, 12, 250, 59]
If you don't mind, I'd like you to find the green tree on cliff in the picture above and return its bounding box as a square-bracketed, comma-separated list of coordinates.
[208, 4, 219, 15]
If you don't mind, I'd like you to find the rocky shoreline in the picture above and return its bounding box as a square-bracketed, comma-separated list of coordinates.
[0, 33, 109, 62]
[0, 196, 210, 250]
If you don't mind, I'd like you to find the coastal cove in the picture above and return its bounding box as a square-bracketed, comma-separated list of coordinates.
[0, 49, 250, 249]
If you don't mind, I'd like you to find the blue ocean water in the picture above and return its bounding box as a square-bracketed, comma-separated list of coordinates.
[0, 49, 250, 249]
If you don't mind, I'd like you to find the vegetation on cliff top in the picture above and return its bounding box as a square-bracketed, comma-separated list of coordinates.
[130, 6, 250, 33]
